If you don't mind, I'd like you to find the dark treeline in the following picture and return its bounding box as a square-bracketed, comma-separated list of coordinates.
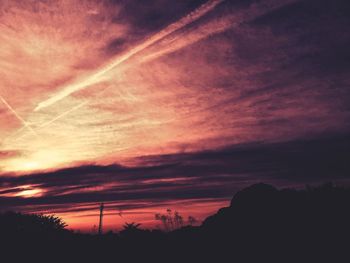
[1, 183, 349, 262]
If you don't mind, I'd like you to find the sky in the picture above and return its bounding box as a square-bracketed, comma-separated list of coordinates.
[0, 0, 350, 231]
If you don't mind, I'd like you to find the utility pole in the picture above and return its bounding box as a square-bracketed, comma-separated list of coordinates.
[98, 203, 104, 235]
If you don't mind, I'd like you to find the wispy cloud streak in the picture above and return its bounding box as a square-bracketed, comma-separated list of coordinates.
[34, 0, 224, 111]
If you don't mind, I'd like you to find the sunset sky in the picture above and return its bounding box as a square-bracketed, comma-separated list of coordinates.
[1, 0, 349, 231]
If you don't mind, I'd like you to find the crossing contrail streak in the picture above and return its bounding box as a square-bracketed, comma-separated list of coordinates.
[0, 95, 38, 137]
[9, 101, 87, 142]
[34, 0, 224, 111]
[32, 0, 296, 130]
[3, 126, 26, 143]
[32, 84, 114, 132]
[38, 101, 88, 129]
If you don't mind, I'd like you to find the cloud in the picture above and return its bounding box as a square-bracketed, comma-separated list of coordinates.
[1, 134, 349, 212]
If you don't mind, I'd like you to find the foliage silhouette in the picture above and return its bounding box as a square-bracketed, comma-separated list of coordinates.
[120, 222, 143, 237]
[155, 209, 191, 231]
[0, 211, 67, 234]
[1, 182, 349, 262]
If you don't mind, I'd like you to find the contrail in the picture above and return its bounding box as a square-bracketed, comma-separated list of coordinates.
[38, 101, 88, 129]
[139, 0, 299, 64]
[34, 0, 224, 111]
[139, 16, 233, 64]
[114, 0, 296, 67]
[10, 101, 87, 142]
[3, 126, 26, 142]
[0, 95, 38, 137]
[33, 84, 113, 131]
[32, 0, 294, 129]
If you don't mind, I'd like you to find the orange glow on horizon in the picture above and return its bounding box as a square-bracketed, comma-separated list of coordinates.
[52, 199, 229, 233]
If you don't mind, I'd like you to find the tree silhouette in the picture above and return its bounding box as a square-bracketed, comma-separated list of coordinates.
[119, 222, 143, 237]
[123, 222, 141, 230]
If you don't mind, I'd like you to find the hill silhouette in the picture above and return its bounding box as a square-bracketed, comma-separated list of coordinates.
[1, 183, 349, 262]
[200, 183, 349, 261]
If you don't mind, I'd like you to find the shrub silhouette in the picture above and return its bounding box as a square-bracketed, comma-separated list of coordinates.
[0, 211, 67, 235]
[155, 209, 196, 231]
